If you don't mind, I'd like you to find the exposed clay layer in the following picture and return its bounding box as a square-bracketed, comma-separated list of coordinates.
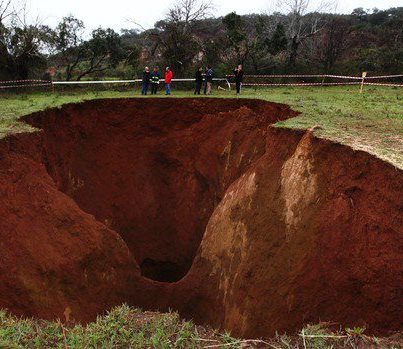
[0, 133, 141, 323]
[23, 98, 295, 282]
[0, 98, 401, 337]
[170, 127, 403, 337]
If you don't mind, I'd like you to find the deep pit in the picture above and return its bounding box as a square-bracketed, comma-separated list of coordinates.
[0, 98, 402, 338]
[23, 98, 294, 283]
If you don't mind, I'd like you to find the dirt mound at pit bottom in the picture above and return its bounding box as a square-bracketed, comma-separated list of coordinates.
[0, 98, 401, 337]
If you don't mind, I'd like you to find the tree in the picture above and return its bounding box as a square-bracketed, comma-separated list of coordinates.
[167, 0, 213, 28]
[52, 17, 137, 81]
[7, 25, 52, 78]
[51, 17, 129, 81]
[277, 0, 332, 69]
[1, 2, 53, 79]
[268, 23, 288, 55]
[222, 12, 248, 64]
[0, 0, 14, 78]
[2, 2, 403, 80]
[54, 16, 84, 53]
[0, 0, 13, 24]
[75, 28, 126, 81]
[318, 16, 351, 72]
[302, 15, 351, 73]
[120, 30, 140, 75]
[241, 15, 277, 73]
[53, 16, 85, 80]
[351, 7, 368, 22]
[150, 0, 213, 74]
[198, 18, 226, 68]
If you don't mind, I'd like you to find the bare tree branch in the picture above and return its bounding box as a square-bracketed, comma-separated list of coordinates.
[124, 18, 147, 32]
[167, 0, 214, 28]
[0, 0, 13, 23]
[276, 0, 336, 68]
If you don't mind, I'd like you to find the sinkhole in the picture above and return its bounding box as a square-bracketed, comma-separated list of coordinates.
[1, 98, 401, 338]
[24, 98, 295, 283]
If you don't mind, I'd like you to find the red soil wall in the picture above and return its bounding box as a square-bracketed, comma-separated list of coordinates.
[23, 98, 295, 281]
[0, 98, 401, 337]
[169, 127, 403, 337]
[0, 133, 141, 322]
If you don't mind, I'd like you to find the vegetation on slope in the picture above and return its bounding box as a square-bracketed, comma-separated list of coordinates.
[1, 305, 401, 349]
[0, 86, 402, 168]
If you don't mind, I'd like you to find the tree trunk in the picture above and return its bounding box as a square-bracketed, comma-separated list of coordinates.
[288, 36, 299, 71]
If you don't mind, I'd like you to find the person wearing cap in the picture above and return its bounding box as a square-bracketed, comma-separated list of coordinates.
[150, 67, 161, 95]
[165, 67, 173, 95]
[141, 66, 151, 95]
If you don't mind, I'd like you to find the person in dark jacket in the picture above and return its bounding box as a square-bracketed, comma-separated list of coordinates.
[233, 64, 244, 95]
[194, 67, 203, 95]
[204, 66, 214, 95]
[141, 66, 151, 95]
[150, 67, 161, 95]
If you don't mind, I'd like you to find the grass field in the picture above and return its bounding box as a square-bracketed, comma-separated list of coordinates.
[1, 305, 398, 349]
[0, 86, 402, 168]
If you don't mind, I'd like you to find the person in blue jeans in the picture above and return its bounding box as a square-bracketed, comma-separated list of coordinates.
[141, 67, 151, 95]
[150, 67, 161, 95]
[165, 67, 173, 95]
[204, 66, 213, 94]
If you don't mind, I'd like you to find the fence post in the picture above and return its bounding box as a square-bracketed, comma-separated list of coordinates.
[360, 71, 367, 93]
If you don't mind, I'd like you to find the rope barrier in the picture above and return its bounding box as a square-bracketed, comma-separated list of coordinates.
[237, 82, 361, 87]
[238, 74, 363, 80]
[0, 79, 51, 84]
[1, 78, 230, 90]
[52, 78, 229, 84]
[227, 74, 403, 80]
[51, 78, 231, 90]
[0, 82, 52, 89]
[52, 80, 138, 84]
[365, 74, 403, 80]
[363, 82, 403, 87]
[236, 82, 403, 87]
[1, 75, 401, 90]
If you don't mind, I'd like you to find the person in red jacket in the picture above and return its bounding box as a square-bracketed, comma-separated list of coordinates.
[164, 67, 173, 95]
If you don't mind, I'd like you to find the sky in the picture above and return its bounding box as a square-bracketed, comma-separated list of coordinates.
[26, 0, 403, 32]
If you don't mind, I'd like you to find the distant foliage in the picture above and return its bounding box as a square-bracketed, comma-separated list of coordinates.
[268, 24, 288, 55]
[0, 1, 402, 80]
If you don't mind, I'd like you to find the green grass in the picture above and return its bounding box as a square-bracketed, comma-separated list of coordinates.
[0, 305, 214, 349]
[0, 305, 399, 349]
[0, 86, 402, 168]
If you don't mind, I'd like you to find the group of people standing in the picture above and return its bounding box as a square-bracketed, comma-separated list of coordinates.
[141, 66, 173, 95]
[194, 64, 244, 95]
[140, 64, 243, 96]
[194, 66, 214, 95]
